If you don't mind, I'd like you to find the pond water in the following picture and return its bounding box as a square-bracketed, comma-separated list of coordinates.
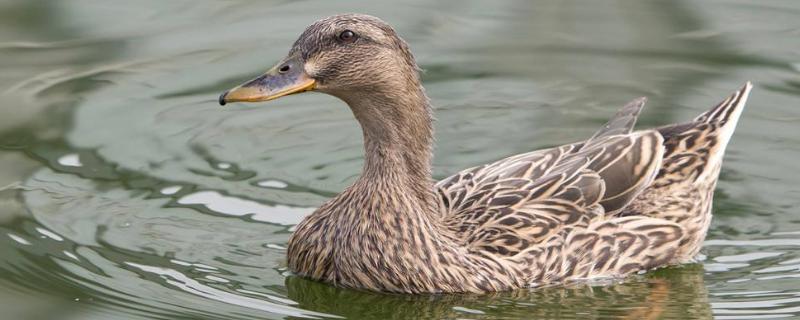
[1, 1, 799, 319]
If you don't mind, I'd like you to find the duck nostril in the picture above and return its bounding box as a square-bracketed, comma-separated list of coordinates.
[279, 65, 291, 73]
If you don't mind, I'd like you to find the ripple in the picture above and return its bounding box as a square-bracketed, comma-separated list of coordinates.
[160, 185, 183, 195]
[705, 263, 750, 272]
[453, 306, 485, 315]
[705, 239, 800, 247]
[256, 179, 289, 189]
[176, 190, 313, 225]
[56, 154, 82, 167]
[125, 262, 335, 319]
[34, 227, 63, 241]
[6, 233, 30, 245]
[754, 263, 800, 274]
[714, 252, 783, 263]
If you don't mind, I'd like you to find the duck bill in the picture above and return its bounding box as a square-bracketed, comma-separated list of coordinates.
[218, 58, 316, 106]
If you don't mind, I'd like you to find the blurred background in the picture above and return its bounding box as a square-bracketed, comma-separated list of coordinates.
[0, 0, 798, 319]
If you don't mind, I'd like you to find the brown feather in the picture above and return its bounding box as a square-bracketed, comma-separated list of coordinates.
[276, 14, 753, 293]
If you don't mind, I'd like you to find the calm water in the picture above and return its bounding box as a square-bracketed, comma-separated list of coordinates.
[1, 1, 799, 319]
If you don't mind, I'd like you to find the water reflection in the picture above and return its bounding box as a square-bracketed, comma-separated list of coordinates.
[282, 265, 713, 319]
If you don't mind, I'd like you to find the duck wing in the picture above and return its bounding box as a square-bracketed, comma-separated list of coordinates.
[589, 97, 647, 140]
[436, 97, 648, 214]
[436, 98, 665, 256]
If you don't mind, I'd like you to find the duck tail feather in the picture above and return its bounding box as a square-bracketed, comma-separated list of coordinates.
[694, 82, 752, 127]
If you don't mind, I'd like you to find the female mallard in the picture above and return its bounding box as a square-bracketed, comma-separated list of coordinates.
[219, 14, 751, 294]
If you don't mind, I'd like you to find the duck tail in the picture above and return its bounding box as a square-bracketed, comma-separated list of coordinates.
[693, 81, 753, 148]
[689, 82, 753, 182]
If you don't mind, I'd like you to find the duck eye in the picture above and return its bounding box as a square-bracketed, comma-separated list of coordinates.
[338, 30, 357, 42]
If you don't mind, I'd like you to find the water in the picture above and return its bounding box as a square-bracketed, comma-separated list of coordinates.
[1, 1, 799, 319]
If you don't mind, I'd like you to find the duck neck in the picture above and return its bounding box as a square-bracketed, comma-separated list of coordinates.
[341, 84, 436, 206]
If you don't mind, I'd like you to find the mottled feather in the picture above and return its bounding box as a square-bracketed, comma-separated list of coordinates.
[276, 14, 753, 294]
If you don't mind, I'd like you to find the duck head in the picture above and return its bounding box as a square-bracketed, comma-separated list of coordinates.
[220, 14, 434, 183]
[219, 14, 422, 106]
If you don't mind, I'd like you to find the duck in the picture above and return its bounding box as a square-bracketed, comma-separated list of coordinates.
[218, 14, 752, 294]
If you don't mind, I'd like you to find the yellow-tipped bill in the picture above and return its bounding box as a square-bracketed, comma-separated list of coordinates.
[219, 56, 316, 105]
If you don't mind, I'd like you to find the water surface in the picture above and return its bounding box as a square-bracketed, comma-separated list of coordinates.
[1, 1, 799, 319]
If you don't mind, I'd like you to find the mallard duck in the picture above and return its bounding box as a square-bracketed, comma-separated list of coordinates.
[218, 14, 752, 294]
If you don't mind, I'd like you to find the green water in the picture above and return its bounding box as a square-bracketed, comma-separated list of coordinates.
[1, 1, 799, 319]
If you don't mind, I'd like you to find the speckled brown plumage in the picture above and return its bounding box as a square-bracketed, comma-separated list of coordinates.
[223, 14, 752, 294]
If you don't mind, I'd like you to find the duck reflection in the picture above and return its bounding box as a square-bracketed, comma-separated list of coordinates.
[284, 264, 711, 319]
